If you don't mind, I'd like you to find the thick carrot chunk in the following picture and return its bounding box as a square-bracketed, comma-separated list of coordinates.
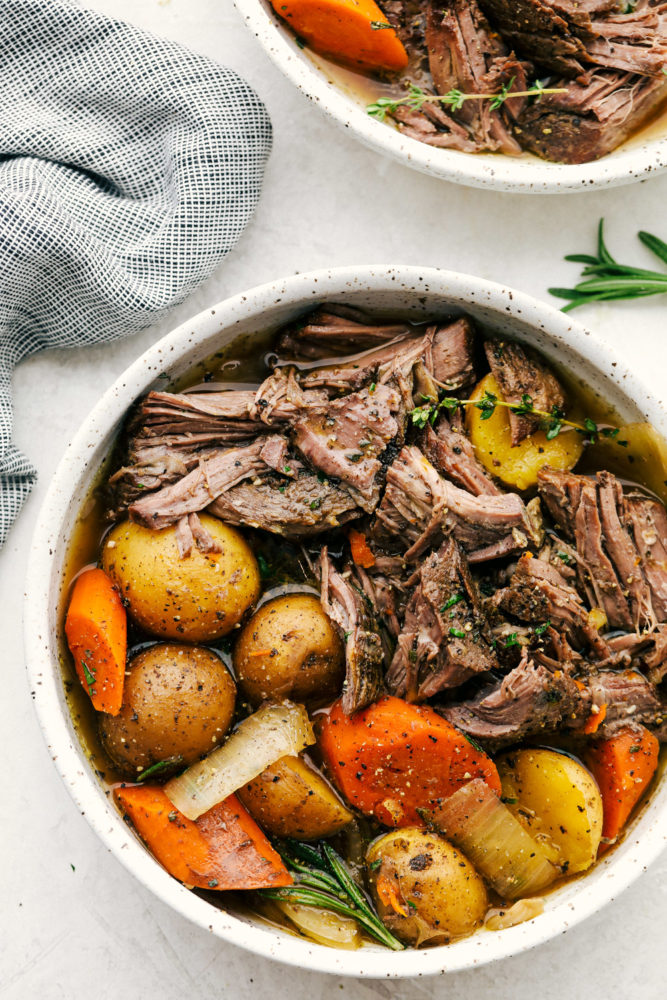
[318, 695, 501, 827]
[586, 725, 659, 846]
[271, 0, 409, 72]
[114, 786, 292, 890]
[65, 568, 127, 715]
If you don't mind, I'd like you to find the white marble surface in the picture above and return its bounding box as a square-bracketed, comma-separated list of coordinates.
[3, 0, 667, 996]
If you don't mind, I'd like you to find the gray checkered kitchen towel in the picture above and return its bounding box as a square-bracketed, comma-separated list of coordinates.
[0, 0, 272, 546]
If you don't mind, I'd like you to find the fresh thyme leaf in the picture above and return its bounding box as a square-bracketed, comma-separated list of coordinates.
[370, 857, 383, 871]
[533, 620, 551, 636]
[504, 633, 520, 648]
[367, 79, 568, 120]
[550, 220, 667, 312]
[136, 756, 184, 783]
[449, 627, 466, 639]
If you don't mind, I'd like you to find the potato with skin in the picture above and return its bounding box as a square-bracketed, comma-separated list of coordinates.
[238, 754, 353, 840]
[233, 593, 345, 706]
[99, 643, 236, 779]
[101, 516, 260, 642]
[467, 374, 584, 491]
[497, 748, 603, 874]
[366, 828, 488, 947]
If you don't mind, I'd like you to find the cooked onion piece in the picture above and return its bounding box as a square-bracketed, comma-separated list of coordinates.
[274, 901, 362, 950]
[164, 702, 315, 820]
[428, 778, 558, 900]
[484, 897, 545, 931]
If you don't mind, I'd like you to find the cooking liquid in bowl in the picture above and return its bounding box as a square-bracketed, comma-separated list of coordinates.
[58, 311, 667, 952]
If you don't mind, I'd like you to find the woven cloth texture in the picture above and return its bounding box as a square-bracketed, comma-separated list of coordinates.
[0, 0, 272, 545]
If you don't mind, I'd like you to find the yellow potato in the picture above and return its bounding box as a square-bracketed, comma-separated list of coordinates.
[467, 374, 584, 491]
[366, 828, 488, 947]
[101, 515, 260, 641]
[233, 593, 344, 707]
[238, 754, 353, 840]
[497, 748, 603, 874]
[99, 643, 236, 779]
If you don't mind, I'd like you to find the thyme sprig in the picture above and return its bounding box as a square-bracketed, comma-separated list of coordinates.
[409, 392, 620, 444]
[550, 220, 667, 312]
[260, 839, 404, 951]
[367, 79, 568, 122]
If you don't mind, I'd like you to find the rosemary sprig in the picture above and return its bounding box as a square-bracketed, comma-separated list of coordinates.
[260, 839, 404, 950]
[409, 392, 620, 444]
[549, 219, 667, 312]
[367, 79, 568, 121]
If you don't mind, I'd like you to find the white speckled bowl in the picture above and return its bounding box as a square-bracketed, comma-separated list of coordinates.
[25, 266, 667, 977]
[233, 0, 667, 193]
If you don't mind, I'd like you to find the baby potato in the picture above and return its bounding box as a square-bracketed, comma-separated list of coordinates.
[366, 828, 488, 947]
[467, 374, 584, 491]
[99, 643, 236, 778]
[233, 593, 344, 707]
[238, 754, 353, 840]
[497, 748, 603, 874]
[101, 515, 260, 641]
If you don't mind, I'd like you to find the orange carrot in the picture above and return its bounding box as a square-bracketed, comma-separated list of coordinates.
[114, 785, 292, 890]
[271, 0, 408, 72]
[349, 528, 375, 569]
[586, 725, 659, 845]
[318, 695, 501, 827]
[65, 567, 127, 715]
[583, 702, 607, 735]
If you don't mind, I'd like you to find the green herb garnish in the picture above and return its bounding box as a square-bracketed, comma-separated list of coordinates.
[441, 593, 462, 612]
[135, 756, 184, 783]
[409, 391, 610, 443]
[533, 620, 551, 637]
[550, 219, 667, 312]
[449, 627, 466, 639]
[80, 658, 96, 696]
[504, 633, 521, 648]
[367, 79, 567, 121]
[261, 840, 404, 950]
[257, 553, 271, 579]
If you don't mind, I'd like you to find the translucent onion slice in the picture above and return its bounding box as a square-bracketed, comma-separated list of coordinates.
[275, 901, 362, 950]
[428, 778, 557, 900]
[164, 702, 314, 820]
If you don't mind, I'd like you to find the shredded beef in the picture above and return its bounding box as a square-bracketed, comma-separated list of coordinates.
[208, 469, 361, 536]
[386, 538, 498, 700]
[319, 549, 385, 715]
[484, 340, 566, 445]
[293, 384, 400, 508]
[376, 445, 538, 560]
[422, 417, 501, 496]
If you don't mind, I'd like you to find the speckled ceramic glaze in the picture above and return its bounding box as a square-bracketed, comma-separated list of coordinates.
[25, 267, 667, 977]
[233, 0, 667, 194]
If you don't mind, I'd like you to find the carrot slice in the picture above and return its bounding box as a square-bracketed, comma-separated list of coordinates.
[114, 785, 292, 890]
[318, 695, 501, 827]
[586, 725, 659, 845]
[65, 567, 127, 715]
[583, 702, 607, 735]
[349, 528, 375, 568]
[271, 0, 409, 72]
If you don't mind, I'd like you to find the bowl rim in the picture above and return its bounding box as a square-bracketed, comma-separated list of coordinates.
[232, 0, 667, 194]
[24, 265, 667, 978]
